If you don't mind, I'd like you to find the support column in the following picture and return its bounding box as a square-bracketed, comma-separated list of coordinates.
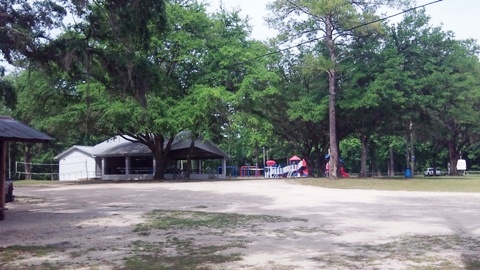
[222, 158, 227, 179]
[152, 158, 156, 174]
[0, 141, 6, 220]
[101, 158, 105, 177]
[125, 156, 131, 175]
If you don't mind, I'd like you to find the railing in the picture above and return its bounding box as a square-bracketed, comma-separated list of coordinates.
[463, 171, 480, 175]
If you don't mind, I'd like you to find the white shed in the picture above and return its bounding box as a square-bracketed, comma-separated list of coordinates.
[54, 146, 97, 181]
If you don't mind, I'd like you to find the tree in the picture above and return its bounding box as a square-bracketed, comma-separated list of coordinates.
[271, 50, 331, 175]
[390, 9, 480, 175]
[10, 68, 109, 179]
[267, 0, 408, 178]
[0, 0, 66, 68]
[417, 39, 480, 175]
[67, 0, 266, 179]
[339, 26, 408, 177]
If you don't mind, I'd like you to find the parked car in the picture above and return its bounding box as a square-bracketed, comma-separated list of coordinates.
[424, 167, 442, 176]
[4, 179, 14, 203]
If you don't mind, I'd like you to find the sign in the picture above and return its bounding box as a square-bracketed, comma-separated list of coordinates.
[457, 159, 467, 171]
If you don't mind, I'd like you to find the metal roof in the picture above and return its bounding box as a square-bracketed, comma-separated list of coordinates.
[99, 141, 151, 156]
[55, 133, 227, 160]
[96, 135, 228, 159]
[0, 116, 54, 143]
[54, 145, 94, 160]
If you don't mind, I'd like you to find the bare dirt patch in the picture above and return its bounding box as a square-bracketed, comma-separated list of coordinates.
[1, 180, 480, 269]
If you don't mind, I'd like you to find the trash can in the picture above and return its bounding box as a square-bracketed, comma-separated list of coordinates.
[404, 168, 412, 178]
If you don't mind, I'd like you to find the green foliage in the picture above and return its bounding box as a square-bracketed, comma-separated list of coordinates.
[4, 0, 480, 179]
[0, 0, 67, 65]
[0, 72, 16, 110]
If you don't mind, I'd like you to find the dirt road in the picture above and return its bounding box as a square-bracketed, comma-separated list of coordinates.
[1, 179, 480, 269]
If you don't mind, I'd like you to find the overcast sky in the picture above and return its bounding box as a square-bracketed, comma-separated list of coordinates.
[207, 0, 480, 42]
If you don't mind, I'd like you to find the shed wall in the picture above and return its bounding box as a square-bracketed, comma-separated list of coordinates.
[58, 151, 97, 181]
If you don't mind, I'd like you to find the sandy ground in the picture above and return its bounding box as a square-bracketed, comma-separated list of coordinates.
[1, 179, 480, 269]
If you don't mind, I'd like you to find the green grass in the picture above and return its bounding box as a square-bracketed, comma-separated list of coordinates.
[134, 210, 306, 233]
[13, 176, 480, 193]
[0, 245, 56, 262]
[291, 175, 480, 192]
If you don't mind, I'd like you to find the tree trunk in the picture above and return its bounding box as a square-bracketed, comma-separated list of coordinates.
[404, 122, 415, 178]
[359, 134, 369, 178]
[370, 141, 378, 177]
[153, 151, 166, 180]
[447, 141, 459, 176]
[409, 121, 415, 177]
[185, 136, 198, 180]
[23, 144, 32, 180]
[142, 134, 174, 181]
[326, 15, 339, 180]
[388, 145, 395, 177]
[405, 133, 410, 174]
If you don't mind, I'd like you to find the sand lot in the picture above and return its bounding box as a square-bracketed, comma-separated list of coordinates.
[1, 179, 480, 269]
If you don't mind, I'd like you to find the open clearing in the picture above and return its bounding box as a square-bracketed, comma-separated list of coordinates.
[1, 179, 480, 269]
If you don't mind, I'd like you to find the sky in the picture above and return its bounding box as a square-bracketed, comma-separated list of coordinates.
[207, 0, 480, 42]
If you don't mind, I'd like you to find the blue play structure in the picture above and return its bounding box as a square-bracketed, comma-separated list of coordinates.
[218, 166, 239, 177]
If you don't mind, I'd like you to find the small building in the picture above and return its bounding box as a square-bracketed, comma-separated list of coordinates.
[55, 134, 228, 181]
[54, 146, 97, 181]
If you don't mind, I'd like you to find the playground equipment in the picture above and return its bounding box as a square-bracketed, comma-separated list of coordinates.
[218, 166, 239, 177]
[264, 156, 309, 178]
[325, 154, 349, 177]
[240, 166, 263, 177]
[241, 155, 309, 179]
[340, 166, 350, 178]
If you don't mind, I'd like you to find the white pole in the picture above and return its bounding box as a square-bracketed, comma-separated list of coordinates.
[85, 159, 88, 180]
[263, 147, 266, 177]
[263, 147, 265, 165]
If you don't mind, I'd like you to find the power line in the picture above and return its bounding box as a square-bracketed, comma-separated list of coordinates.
[238, 0, 444, 66]
[346, 0, 444, 33]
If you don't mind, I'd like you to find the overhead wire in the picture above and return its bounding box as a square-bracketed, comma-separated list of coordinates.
[236, 0, 444, 66]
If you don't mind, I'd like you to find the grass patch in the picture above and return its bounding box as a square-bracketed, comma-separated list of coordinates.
[292, 176, 480, 192]
[0, 242, 75, 270]
[134, 210, 306, 233]
[123, 238, 244, 270]
[15, 176, 480, 193]
[123, 252, 242, 270]
[0, 245, 56, 262]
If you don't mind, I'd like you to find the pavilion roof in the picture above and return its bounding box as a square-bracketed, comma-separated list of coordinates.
[0, 116, 54, 143]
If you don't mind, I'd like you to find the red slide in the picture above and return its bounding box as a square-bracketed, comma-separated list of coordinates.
[340, 166, 350, 178]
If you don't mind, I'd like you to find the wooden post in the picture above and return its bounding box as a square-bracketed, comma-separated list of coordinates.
[0, 141, 6, 220]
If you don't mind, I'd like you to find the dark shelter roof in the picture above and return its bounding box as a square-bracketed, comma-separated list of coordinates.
[0, 116, 54, 143]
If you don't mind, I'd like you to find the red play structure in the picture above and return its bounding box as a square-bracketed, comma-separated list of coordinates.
[240, 166, 263, 177]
